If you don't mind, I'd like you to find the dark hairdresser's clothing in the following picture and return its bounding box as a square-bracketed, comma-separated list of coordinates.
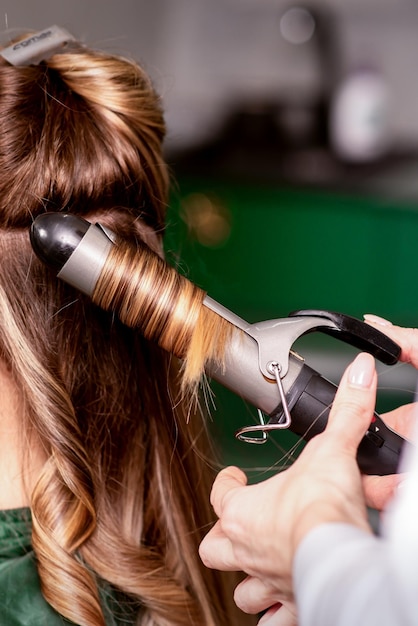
[0, 507, 138, 625]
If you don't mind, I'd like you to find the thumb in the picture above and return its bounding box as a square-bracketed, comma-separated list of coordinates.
[210, 466, 248, 518]
[325, 352, 377, 453]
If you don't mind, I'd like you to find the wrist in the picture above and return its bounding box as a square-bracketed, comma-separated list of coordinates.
[292, 502, 372, 554]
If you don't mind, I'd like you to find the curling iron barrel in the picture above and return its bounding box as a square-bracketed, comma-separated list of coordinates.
[30, 213, 407, 476]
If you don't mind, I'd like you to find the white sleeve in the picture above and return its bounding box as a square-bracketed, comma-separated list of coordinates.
[293, 417, 418, 626]
[293, 523, 410, 626]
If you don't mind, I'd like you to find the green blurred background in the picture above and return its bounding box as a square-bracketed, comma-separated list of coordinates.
[165, 177, 418, 481]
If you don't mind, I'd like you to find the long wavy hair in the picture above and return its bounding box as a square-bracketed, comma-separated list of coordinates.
[0, 32, 253, 626]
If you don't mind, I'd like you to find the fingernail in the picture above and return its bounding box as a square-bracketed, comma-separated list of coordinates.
[364, 314, 392, 327]
[348, 353, 375, 388]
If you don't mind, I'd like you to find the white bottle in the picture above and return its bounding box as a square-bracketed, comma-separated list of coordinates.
[329, 67, 391, 163]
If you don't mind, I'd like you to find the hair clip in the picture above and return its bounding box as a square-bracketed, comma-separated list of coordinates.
[0, 25, 76, 66]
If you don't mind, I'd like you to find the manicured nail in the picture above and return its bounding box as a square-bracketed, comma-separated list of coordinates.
[348, 353, 375, 388]
[364, 314, 392, 326]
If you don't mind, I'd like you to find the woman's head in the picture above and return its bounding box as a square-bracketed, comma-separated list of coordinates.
[0, 27, 172, 440]
[0, 28, 248, 626]
[0, 29, 172, 519]
[0, 34, 168, 232]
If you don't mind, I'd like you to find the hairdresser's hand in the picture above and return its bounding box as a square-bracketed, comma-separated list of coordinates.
[199, 353, 375, 619]
[364, 314, 418, 369]
[362, 403, 413, 510]
[362, 315, 418, 510]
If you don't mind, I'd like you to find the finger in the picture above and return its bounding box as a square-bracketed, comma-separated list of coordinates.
[210, 466, 247, 518]
[364, 315, 418, 369]
[325, 352, 377, 453]
[259, 604, 298, 626]
[362, 473, 404, 510]
[234, 575, 281, 615]
[199, 521, 239, 571]
[381, 403, 418, 440]
[258, 605, 283, 624]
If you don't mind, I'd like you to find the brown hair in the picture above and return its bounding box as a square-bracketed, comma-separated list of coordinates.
[0, 32, 253, 626]
[93, 242, 235, 394]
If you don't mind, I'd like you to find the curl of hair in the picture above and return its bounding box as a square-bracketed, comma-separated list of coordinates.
[0, 33, 250, 626]
[93, 239, 236, 397]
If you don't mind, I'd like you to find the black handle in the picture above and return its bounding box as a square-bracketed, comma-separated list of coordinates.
[268, 363, 406, 475]
[289, 309, 401, 365]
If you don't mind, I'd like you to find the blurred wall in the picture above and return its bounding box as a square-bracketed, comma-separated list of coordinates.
[156, 0, 418, 153]
[2, 0, 418, 153]
[0, 0, 165, 80]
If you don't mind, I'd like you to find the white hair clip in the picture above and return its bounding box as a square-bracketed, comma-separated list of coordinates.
[0, 25, 76, 66]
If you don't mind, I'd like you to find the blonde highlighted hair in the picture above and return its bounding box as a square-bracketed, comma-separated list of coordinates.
[0, 31, 253, 626]
[93, 241, 235, 395]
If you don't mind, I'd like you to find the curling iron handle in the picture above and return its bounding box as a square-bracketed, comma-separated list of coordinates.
[276, 364, 405, 475]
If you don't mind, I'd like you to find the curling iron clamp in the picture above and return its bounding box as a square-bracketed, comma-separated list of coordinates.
[30, 213, 406, 476]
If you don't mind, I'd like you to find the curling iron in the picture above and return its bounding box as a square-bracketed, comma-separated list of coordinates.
[29, 213, 406, 476]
